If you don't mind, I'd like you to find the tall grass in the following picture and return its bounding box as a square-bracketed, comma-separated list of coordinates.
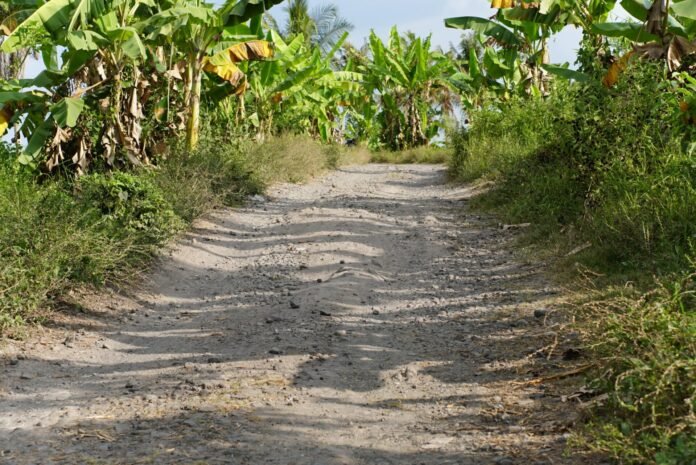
[449, 62, 696, 464]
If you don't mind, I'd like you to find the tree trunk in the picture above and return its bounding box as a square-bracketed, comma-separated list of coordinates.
[183, 56, 194, 109]
[186, 63, 202, 151]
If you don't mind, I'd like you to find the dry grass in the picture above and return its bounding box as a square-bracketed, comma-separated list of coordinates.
[245, 134, 371, 185]
[371, 146, 451, 164]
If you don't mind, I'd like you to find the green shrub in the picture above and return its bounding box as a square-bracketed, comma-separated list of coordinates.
[449, 61, 696, 463]
[78, 172, 182, 246]
[451, 62, 695, 269]
[0, 169, 130, 333]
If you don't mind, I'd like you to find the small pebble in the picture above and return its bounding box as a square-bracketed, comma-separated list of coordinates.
[534, 309, 548, 318]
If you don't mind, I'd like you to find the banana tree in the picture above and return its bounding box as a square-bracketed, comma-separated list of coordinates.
[239, 29, 361, 141]
[0, 0, 152, 170]
[147, 0, 282, 150]
[446, 1, 621, 91]
[1, 0, 282, 170]
[591, 0, 696, 81]
[363, 27, 458, 150]
[446, 5, 566, 96]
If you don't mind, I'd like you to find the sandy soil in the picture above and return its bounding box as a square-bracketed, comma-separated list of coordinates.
[0, 165, 588, 465]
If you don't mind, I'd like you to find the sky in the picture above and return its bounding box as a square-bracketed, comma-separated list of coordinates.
[279, 0, 585, 66]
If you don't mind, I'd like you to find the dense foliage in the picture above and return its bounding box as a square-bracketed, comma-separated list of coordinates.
[0, 0, 463, 174]
[447, 1, 696, 462]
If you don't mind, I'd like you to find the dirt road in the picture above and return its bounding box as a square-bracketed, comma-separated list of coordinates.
[0, 165, 581, 464]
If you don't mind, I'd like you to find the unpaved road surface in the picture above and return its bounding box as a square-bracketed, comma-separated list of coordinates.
[1, 165, 584, 465]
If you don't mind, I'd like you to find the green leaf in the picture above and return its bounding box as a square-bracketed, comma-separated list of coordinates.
[621, 0, 651, 21]
[445, 16, 521, 47]
[105, 27, 146, 60]
[0, 91, 44, 105]
[671, 0, 696, 20]
[1, 0, 107, 52]
[23, 119, 54, 161]
[221, 0, 285, 27]
[483, 47, 510, 80]
[51, 97, 85, 127]
[66, 30, 107, 51]
[591, 22, 659, 42]
[469, 48, 481, 80]
[541, 64, 591, 82]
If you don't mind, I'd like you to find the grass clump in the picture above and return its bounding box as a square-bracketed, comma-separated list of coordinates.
[0, 162, 138, 333]
[449, 62, 696, 463]
[577, 272, 695, 465]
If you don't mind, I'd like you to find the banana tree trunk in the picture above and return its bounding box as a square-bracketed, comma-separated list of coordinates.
[407, 96, 426, 148]
[539, 38, 550, 95]
[186, 63, 203, 151]
[184, 56, 194, 109]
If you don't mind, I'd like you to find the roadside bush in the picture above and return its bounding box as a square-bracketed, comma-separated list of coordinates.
[0, 167, 129, 333]
[78, 172, 182, 247]
[451, 63, 695, 269]
[449, 61, 696, 463]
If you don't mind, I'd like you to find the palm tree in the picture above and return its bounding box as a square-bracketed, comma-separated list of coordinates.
[310, 4, 353, 54]
[284, 0, 353, 54]
[0, 2, 35, 80]
[285, 0, 314, 40]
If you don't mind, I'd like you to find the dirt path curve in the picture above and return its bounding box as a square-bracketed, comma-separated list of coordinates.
[1, 165, 580, 465]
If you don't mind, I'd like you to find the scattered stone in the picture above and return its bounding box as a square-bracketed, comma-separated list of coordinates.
[533, 309, 548, 319]
[63, 334, 76, 348]
[562, 348, 582, 361]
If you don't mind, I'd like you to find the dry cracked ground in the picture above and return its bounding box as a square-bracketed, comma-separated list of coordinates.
[0, 165, 593, 465]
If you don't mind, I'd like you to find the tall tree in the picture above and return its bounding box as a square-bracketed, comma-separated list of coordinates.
[283, 0, 353, 54]
[0, 1, 35, 80]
